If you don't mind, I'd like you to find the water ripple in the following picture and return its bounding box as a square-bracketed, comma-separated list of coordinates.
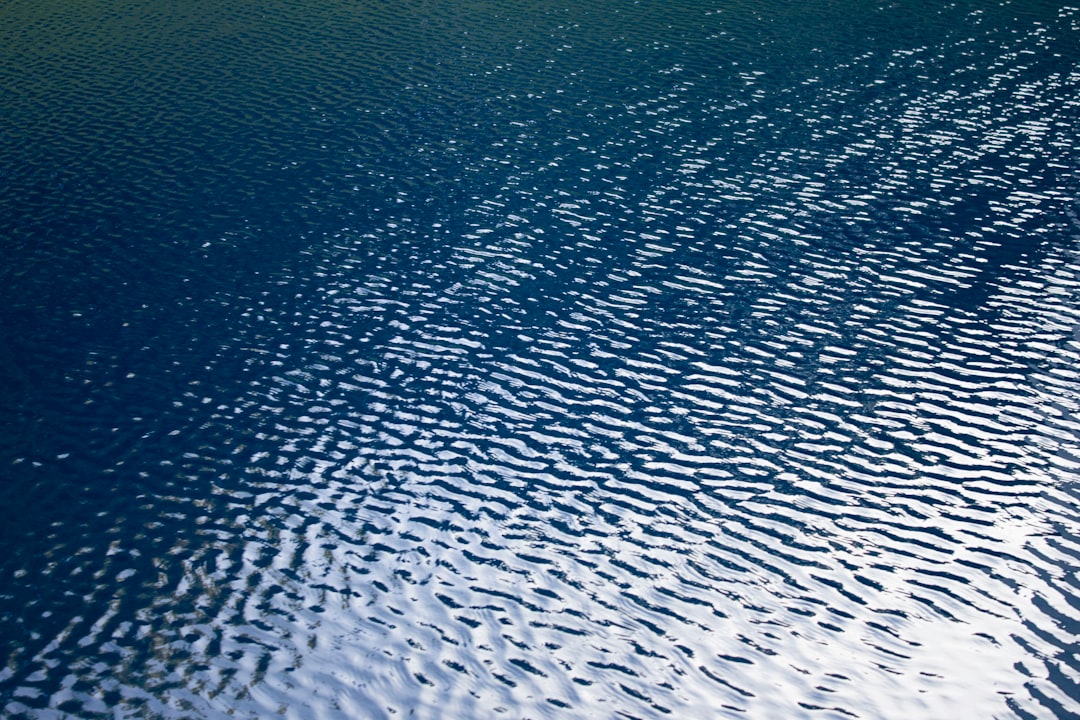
[4, 0, 1080, 718]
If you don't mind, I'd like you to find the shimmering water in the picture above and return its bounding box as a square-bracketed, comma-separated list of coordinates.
[2, 0, 1079, 717]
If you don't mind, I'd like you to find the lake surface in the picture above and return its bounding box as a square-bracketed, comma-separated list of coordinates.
[2, 0, 1079, 717]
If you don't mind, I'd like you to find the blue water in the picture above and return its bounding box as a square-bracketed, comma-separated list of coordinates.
[2, 0, 1079, 717]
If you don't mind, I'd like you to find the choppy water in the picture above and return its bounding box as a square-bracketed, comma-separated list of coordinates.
[2, 0, 1079, 717]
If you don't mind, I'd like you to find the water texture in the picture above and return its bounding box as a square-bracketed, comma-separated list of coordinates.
[2, 0, 1079, 717]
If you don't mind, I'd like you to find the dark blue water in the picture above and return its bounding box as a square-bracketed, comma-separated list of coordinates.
[2, 0, 1079, 717]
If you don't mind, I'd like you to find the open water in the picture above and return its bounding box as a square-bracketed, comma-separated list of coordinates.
[2, 0, 1079, 717]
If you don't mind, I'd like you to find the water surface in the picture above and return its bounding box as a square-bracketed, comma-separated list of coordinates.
[2, 0, 1079, 717]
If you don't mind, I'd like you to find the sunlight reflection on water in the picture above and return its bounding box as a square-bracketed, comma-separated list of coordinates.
[2, 0, 1079, 718]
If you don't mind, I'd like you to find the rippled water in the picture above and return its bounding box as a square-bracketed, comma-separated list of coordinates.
[2, 0, 1079, 717]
